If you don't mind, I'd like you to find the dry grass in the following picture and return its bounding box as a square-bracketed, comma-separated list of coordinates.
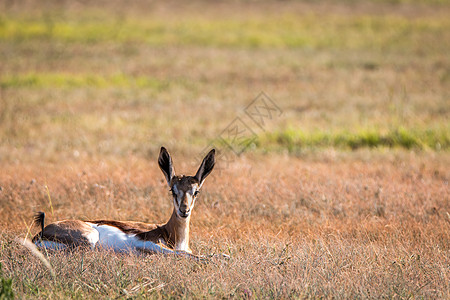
[1, 153, 449, 298]
[0, 0, 449, 298]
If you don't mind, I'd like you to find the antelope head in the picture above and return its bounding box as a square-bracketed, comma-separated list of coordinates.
[158, 147, 215, 219]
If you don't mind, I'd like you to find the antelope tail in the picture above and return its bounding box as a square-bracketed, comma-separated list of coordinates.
[33, 212, 45, 239]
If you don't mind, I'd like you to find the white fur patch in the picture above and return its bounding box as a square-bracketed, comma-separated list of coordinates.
[85, 228, 99, 249]
[188, 186, 197, 196]
[175, 236, 188, 251]
[173, 185, 179, 196]
[86, 223, 131, 251]
[86, 223, 175, 254]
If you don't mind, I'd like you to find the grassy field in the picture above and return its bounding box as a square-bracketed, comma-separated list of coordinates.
[0, 0, 449, 298]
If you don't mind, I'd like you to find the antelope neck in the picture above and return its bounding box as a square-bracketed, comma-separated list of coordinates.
[163, 208, 190, 251]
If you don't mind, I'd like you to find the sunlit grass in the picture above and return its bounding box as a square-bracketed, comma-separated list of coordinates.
[0, 13, 449, 52]
[259, 126, 450, 151]
[0, 73, 169, 90]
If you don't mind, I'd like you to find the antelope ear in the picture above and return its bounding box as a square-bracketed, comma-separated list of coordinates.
[158, 147, 175, 185]
[195, 149, 215, 187]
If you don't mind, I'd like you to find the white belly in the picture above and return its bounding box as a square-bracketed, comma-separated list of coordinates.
[34, 223, 176, 255]
[86, 223, 173, 254]
[87, 223, 134, 251]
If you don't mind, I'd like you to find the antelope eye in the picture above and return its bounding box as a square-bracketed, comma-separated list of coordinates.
[194, 191, 200, 197]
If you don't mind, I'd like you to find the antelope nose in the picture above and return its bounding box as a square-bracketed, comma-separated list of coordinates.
[179, 206, 190, 218]
[180, 205, 189, 213]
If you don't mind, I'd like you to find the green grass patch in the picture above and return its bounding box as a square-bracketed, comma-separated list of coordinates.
[0, 13, 449, 52]
[0, 73, 170, 90]
[258, 127, 450, 152]
[0, 262, 14, 300]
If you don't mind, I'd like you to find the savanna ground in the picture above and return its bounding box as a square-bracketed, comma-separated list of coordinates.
[0, 0, 449, 298]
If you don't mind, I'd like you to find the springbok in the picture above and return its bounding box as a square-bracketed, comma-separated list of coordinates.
[32, 147, 215, 259]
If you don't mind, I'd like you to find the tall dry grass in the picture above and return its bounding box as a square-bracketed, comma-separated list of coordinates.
[1, 152, 449, 298]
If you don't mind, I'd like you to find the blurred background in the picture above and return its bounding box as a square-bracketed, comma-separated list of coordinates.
[0, 0, 449, 164]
